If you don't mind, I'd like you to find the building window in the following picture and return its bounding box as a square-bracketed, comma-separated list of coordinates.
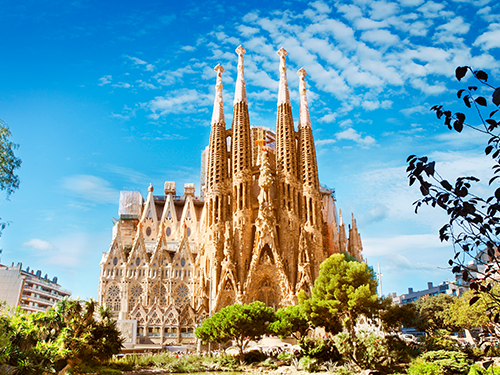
[148, 327, 160, 337]
[164, 327, 177, 337]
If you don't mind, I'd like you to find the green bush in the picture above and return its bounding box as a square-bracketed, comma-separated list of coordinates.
[334, 331, 392, 370]
[298, 336, 341, 362]
[260, 357, 278, 369]
[242, 349, 266, 364]
[299, 356, 319, 373]
[385, 334, 417, 364]
[420, 330, 461, 352]
[406, 350, 470, 375]
[277, 351, 293, 363]
[468, 362, 500, 375]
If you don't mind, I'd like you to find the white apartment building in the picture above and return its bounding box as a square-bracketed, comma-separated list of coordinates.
[0, 262, 71, 312]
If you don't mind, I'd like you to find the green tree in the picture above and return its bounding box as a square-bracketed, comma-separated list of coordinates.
[269, 304, 310, 339]
[0, 299, 124, 374]
[380, 301, 417, 332]
[195, 301, 275, 357]
[406, 67, 500, 315]
[444, 289, 492, 331]
[301, 253, 381, 368]
[303, 253, 380, 336]
[0, 120, 21, 235]
[413, 294, 457, 334]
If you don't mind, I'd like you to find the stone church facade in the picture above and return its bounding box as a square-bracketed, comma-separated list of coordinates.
[98, 46, 363, 346]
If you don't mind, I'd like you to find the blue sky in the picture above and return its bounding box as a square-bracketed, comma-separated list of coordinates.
[1, 0, 499, 299]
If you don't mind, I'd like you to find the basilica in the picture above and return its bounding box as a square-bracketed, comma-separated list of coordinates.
[98, 46, 363, 346]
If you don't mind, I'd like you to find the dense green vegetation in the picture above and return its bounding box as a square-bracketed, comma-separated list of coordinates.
[0, 299, 123, 374]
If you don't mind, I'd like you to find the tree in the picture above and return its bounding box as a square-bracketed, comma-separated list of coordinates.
[380, 301, 417, 332]
[195, 301, 275, 357]
[0, 120, 21, 235]
[444, 289, 494, 331]
[413, 294, 458, 334]
[269, 304, 310, 339]
[0, 299, 124, 374]
[407, 66, 500, 317]
[303, 253, 380, 336]
[301, 253, 381, 366]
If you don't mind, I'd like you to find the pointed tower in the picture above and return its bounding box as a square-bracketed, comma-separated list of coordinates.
[347, 213, 364, 262]
[230, 45, 253, 291]
[141, 183, 159, 247]
[297, 68, 325, 280]
[206, 64, 230, 227]
[203, 64, 230, 309]
[275, 48, 301, 290]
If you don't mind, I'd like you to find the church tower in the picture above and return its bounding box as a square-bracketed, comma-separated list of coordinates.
[230, 46, 253, 294]
[275, 48, 301, 290]
[297, 68, 325, 281]
[203, 64, 230, 309]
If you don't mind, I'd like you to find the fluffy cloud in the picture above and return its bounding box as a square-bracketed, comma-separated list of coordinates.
[336, 128, 377, 147]
[23, 239, 53, 251]
[474, 26, 500, 50]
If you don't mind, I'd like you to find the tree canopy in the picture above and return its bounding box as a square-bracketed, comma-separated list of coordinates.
[0, 120, 21, 235]
[406, 66, 500, 316]
[0, 299, 124, 374]
[195, 301, 275, 356]
[302, 253, 380, 336]
[269, 304, 310, 339]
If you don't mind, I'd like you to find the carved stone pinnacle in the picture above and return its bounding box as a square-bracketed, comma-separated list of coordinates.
[236, 45, 246, 56]
[297, 68, 307, 79]
[214, 64, 224, 74]
[277, 47, 288, 58]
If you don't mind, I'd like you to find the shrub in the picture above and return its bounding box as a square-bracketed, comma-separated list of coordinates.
[242, 349, 266, 364]
[334, 331, 392, 370]
[468, 362, 500, 375]
[298, 336, 341, 362]
[260, 357, 278, 369]
[420, 330, 461, 352]
[277, 351, 293, 363]
[406, 350, 470, 375]
[299, 356, 319, 373]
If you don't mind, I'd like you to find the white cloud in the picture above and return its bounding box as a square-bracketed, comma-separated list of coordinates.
[370, 1, 400, 20]
[62, 175, 119, 204]
[337, 4, 363, 20]
[98, 75, 112, 86]
[112, 82, 131, 88]
[361, 29, 400, 45]
[23, 239, 53, 251]
[474, 25, 500, 50]
[316, 138, 337, 146]
[127, 56, 147, 65]
[354, 17, 389, 30]
[336, 128, 376, 147]
[147, 89, 211, 118]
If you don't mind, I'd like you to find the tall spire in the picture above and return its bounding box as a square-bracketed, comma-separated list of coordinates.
[211, 64, 225, 126]
[297, 67, 319, 190]
[234, 46, 247, 104]
[206, 64, 229, 193]
[277, 47, 290, 105]
[297, 68, 311, 129]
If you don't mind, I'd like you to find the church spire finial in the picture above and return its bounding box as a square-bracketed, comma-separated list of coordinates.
[297, 68, 311, 129]
[234, 45, 247, 104]
[211, 64, 225, 125]
[277, 47, 290, 105]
